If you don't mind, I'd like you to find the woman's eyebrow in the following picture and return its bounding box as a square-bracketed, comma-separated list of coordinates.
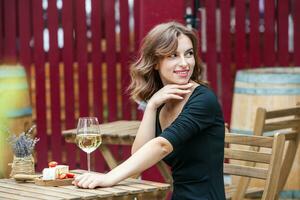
[185, 48, 193, 52]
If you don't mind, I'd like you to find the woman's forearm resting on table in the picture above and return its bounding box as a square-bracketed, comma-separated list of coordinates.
[73, 136, 173, 188]
[108, 136, 173, 184]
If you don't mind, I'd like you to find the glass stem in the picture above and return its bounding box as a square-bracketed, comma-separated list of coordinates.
[87, 152, 91, 172]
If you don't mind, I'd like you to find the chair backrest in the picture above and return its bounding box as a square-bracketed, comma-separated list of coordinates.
[224, 133, 285, 200]
[233, 104, 300, 199]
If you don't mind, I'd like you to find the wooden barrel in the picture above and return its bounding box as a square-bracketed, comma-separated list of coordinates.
[230, 67, 300, 195]
[0, 65, 32, 178]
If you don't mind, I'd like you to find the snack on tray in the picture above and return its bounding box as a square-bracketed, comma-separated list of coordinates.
[42, 162, 71, 180]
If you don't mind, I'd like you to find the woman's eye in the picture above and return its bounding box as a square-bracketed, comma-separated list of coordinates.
[186, 51, 194, 57]
[169, 54, 177, 58]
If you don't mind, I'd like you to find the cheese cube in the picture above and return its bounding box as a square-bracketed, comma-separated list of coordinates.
[42, 165, 69, 180]
[42, 168, 56, 180]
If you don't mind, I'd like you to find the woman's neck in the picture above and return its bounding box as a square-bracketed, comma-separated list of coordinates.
[164, 96, 188, 111]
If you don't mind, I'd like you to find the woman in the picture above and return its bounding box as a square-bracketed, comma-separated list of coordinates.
[73, 21, 226, 200]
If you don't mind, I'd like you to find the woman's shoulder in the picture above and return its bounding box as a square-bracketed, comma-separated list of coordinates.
[190, 84, 217, 101]
[185, 84, 220, 112]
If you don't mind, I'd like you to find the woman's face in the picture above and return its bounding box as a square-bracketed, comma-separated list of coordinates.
[156, 34, 195, 86]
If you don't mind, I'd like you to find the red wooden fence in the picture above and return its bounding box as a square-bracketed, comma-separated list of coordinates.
[192, 0, 300, 123]
[1, 0, 300, 183]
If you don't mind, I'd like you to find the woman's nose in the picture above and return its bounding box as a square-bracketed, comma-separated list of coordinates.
[179, 56, 188, 66]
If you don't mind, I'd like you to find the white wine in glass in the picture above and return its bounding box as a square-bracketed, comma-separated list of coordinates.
[76, 117, 102, 172]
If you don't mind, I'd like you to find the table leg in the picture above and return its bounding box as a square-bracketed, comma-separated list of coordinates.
[99, 144, 118, 169]
[156, 161, 173, 184]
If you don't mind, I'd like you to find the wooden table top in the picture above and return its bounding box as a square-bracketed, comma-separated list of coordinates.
[62, 120, 141, 145]
[0, 169, 170, 200]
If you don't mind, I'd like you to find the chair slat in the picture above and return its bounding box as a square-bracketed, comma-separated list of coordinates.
[265, 130, 298, 141]
[225, 133, 273, 148]
[224, 148, 271, 163]
[224, 163, 268, 179]
[264, 118, 300, 131]
[265, 107, 300, 119]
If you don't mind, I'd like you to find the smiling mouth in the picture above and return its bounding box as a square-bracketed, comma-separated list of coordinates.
[174, 70, 189, 75]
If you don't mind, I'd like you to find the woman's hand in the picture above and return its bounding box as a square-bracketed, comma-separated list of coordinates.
[147, 83, 193, 109]
[72, 173, 113, 189]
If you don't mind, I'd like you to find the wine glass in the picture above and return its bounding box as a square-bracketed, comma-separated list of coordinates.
[76, 117, 102, 172]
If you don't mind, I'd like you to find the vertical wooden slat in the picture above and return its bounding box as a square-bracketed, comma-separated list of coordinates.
[133, 0, 141, 62]
[206, 0, 217, 91]
[61, 0, 76, 169]
[104, 0, 117, 121]
[4, 0, 17, 63]
[0, 0, 4, 62]
[18, 0, 32, 69]
[294, 0, 300, 65]
[277, 0, 289, 66]
[91, 0, 105, 172]
[120, 0, 131, 120]
[75, 0, 88, 169]
[196, 1, 202, 62]
[48, 0, 62, 164]
[75, 0, 89, 117]
[249, 0, 260, 68]
[134, 0, 143, 120]
[235, 0, 246, 70]
[220, 0, 232, 124]
[264, 0, 276, 66]
[32, 0, 47, 171]
[103, 0, 119, 175]
[119, 0, 132, 175]
[91, 0, 103, 123]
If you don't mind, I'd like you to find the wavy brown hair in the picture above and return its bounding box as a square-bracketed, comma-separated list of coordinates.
[128, 21, 205, 102]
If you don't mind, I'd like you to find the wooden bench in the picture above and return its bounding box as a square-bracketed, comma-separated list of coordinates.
[224, 133, 285, 200]
[227, 105, 300, 199]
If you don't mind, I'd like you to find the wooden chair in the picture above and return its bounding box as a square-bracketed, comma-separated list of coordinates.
[224, 132, 285, 200]
[227, 105, 300, 199]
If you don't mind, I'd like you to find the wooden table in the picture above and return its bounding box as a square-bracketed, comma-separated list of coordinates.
[0, 169, 171, 200]
[62, 120, 172, 183]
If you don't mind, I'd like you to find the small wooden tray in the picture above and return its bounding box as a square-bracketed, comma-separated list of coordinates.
[35, 178, 74, 186]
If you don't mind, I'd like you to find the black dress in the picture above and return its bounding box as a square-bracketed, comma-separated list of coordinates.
[156, 85, 225, 200]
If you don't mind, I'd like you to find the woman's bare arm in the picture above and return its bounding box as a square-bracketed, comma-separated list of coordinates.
[131, 103, 157, 154]
[131, 83, 192, 154]
[73, 137, 173, 188]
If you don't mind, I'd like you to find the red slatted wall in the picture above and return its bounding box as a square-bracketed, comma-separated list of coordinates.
[205, 0, 217, 91]
[264, 0, 276, 66]
[220, 0, 232, 124]
[104, 0, 117, 122]
[278, 0, 289, 65]
[249, 0, 260, 68]
[32, 0, 47, 171]
[0, 0, 3, 62]
[91, 0, 105, 172]
[48, 0, 62, 164]
[18, 0, 32, 70]
[75, 0, 89, 170]
[61, 0, 76, 170]
[1, 0, 299, 179]
[4, 0, 17, 63]
[295, 0, 300, 66]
